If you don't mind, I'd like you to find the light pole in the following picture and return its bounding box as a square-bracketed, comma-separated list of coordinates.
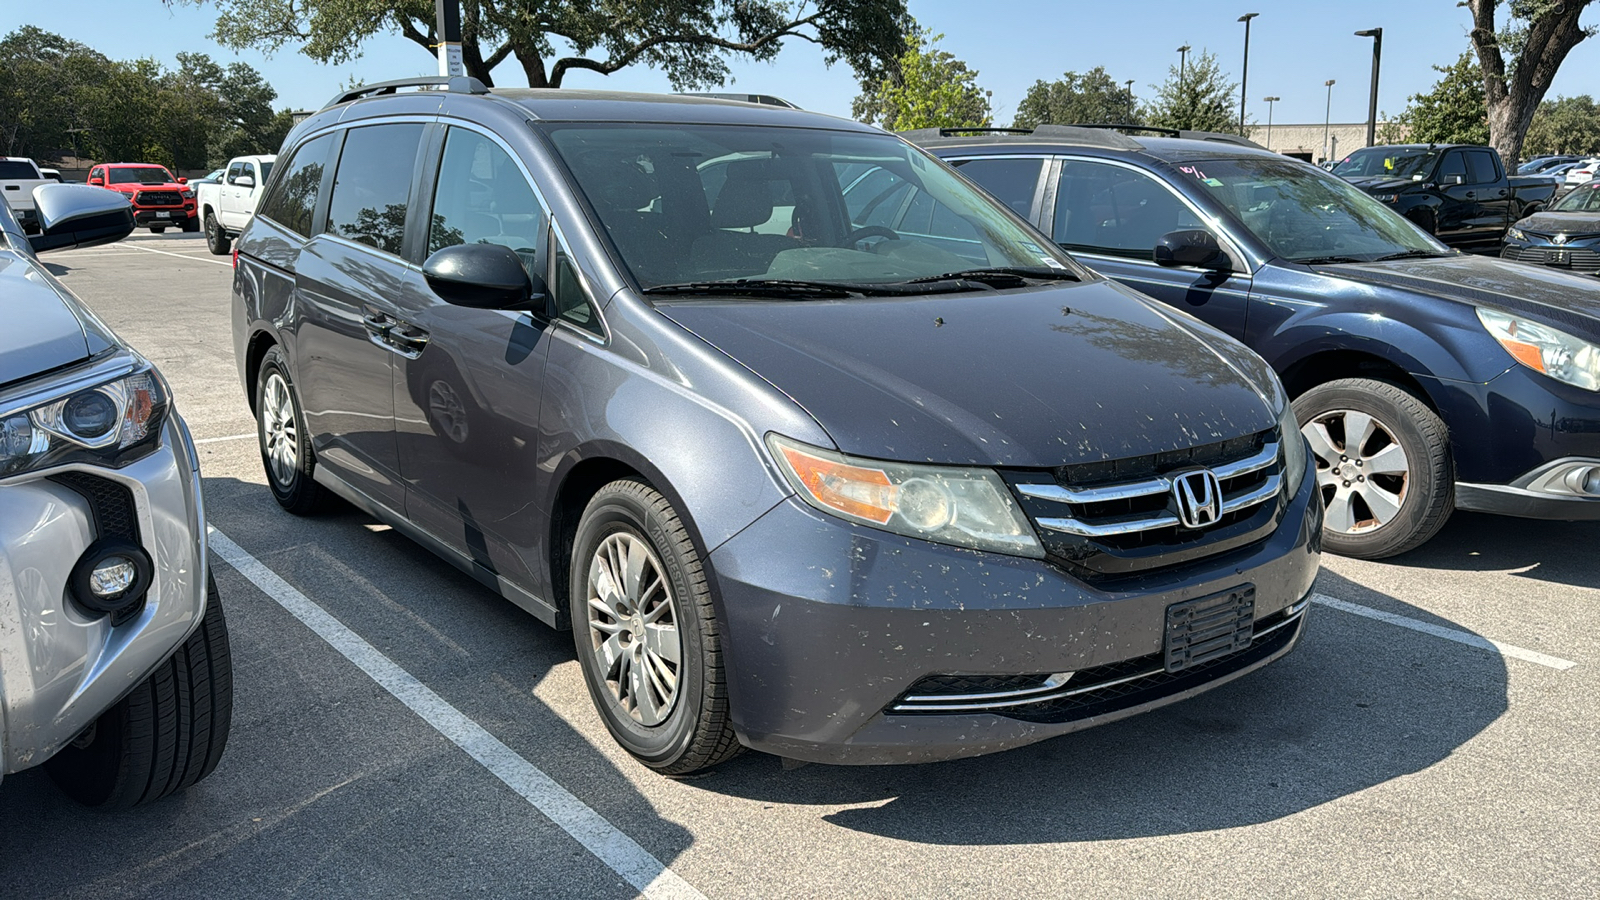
[1263, 96, 1279, 151]
[1238, 13, 1259, 134]
[1125, 79, 1136, 122]
[1177, 45, 1191, 86]
[1323, 79, 1336, 163]
[1355, 28, 1383, 147]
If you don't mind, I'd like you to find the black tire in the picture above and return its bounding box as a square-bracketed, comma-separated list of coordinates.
[204, 211, 229, 255]
[149, 226, 166, 234]
[1293, 377, 1454, 559]
[569, 480, 740, 774]
[45, 573, 233, 808]
[255, 346, 332, 515]
[181, 215, 200, 233]
[1406, 208, 1436, 235]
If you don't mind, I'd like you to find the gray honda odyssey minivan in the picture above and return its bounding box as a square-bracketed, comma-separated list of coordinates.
[232, 78, 1320, 773]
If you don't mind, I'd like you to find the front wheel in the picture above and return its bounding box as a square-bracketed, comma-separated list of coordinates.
[149, 226, 166, 234]
[204, 212, 229, 255]
[570, 480, 740, 774]
[1293, 378, 1454, 559]
[181, 215, 200, 233]
[45, 574, 233, 808]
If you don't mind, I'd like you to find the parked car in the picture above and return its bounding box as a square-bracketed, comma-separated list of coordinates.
[38, 167, 68, 183]
[0, 185, 233, 806]
[232, 79, 1320, 772]
[0, 157, 53, 232]
[915, 124, 1600, 558]
[1331, 144, 1557, 249]
[1516, 155, 1578, 175]
[195, 154, 275, 255]
[86, 163, 198, 233]
[1564, 158, 1600, 187]
[1502, 182, 1600, 275]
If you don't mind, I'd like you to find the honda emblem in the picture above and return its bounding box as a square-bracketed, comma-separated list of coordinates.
[1172, 469, 1223, 529]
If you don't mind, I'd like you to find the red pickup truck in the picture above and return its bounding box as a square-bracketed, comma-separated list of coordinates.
[87, 163, 198, 233]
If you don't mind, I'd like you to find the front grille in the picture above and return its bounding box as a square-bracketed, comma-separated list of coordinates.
[889, 595, 1307, 723]
[136, 190, 183, 206]
[1007, 429, 1285, 579]
[1501, 243, 1600, 273]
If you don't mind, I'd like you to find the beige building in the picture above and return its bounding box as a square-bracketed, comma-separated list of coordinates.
[1247, 121, 1407, 162]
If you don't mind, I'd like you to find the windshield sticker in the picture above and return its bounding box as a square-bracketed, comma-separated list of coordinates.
[1202, 177, 1225, 187]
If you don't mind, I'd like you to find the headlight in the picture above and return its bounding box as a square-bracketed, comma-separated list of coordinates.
[1372, 193, 1401, 203]
[768, 434, 1044, 558]
[1477, 308, 1600, 391]
[180, 189, 194, 199]
[0, 367, 169, 478]
[1507, 226, 1527, 242]
[1279, 402, 1307, 497]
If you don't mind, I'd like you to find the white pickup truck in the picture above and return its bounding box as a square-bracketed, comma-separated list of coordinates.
[0, 157, 53, 233]
[195, 154, 275, 255]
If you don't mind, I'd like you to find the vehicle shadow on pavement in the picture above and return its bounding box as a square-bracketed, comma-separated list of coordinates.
[0, 476, 687, 900]
[1372, 511, 1600, 590]
[687, 571, 1508, 844]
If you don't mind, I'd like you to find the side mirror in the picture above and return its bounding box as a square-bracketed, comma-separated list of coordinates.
[177, 176, 188, 185]
[235, 175, 254, 189]
[423, 243, 548, 311]
[1154, 229, 1230, 271]
[1445, 174, 1466, 186]
[27, 184, 136, 254]
[87, 177, 104, 186]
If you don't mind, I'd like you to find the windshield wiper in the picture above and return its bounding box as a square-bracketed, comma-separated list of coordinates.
[1369, 249, 1450, 262]
[643, 279, 862, 299]
[900, 266, 1081, 286]
[1296, 255, 1368, 265]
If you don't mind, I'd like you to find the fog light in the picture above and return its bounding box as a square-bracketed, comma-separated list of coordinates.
[69, 539, 153, 617]
[1563, 466, 1600, 496]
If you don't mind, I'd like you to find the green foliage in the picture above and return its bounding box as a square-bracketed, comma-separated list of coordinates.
[1390, 53, 1490, 146]
[1012, 67, 1137, 129]
[185, 0, 907, 91]
[1145, 50, 1239, 134]
[1523, 95, 1600, 155]
[0, 26, 292, 169]
[853, 30, 990, 131]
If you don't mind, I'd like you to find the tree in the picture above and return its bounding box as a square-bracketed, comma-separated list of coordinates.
[1012, 67, 1137, 129]
[1465, 0, 1599, 167]
[853, 30, 989, 131]
[1389, 53, 1490, 146]
[186, 0, 906, 92]
[1144, 50, 1238, 134]
[1524, 94, 1600, 155]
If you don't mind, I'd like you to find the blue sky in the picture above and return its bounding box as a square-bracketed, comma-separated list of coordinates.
[7, 1, 1599, 127]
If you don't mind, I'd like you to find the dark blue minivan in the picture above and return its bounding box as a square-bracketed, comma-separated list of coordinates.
[917, 125, 1600, 559]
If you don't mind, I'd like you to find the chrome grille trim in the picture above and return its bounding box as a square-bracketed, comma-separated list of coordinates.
[1220, 473, 1282, 515]
[1033, 471, 1282, 538]
[900, 672, 1074, 704]
[1018, 441, 1279, 505]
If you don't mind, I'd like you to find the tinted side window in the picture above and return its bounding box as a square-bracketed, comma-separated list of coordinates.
[1053, 159, 1205, 259]
[226, 162, 245, 184]
[258, 132, 334, 239]
[1438, 151, 1468, 183]
[325, 123, 426, 256]
[952, 158, 1043, 218]
[428, 127, 546, 274]
[1466, 150, 1500, 184]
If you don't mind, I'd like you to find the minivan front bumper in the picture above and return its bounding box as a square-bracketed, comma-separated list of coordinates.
[707, 453, 1321, 765]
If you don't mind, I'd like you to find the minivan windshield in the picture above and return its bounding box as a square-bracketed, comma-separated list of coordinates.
[541, 123, 1081, 291]
[1184, 157, 1448, 263]
[1333, 147, 1438, 180]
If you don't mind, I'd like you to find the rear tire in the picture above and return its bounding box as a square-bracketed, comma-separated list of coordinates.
[45, 574, 233, 808]
[570, 480, 741, 775]
[1293, 378, 1454, 559]
[256, 346, 331, 515]
[204, 212, 229, 255]
[149, 226, 166, 234]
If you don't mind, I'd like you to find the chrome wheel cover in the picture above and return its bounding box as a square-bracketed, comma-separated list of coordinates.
[261, 372, 299, 488]
[427, 379, 469, 444]
[585, 532, 681, 726]
[1302, 409, 1410, 534]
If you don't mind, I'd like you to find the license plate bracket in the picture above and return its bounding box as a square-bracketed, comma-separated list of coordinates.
[155, 211, 171, 218]
[1165, 587, 1255, 673]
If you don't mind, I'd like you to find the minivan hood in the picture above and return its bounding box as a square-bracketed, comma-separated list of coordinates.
[658, 281, 1278, 468]
[0, 251, 103, 387]
[1314, 254, 1600, 339]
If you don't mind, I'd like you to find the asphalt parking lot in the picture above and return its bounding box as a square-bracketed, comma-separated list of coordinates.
[2, 231, 1596, 899]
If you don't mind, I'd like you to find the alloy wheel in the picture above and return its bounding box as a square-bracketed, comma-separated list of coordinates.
[585, 531, 681, 726]
[1302, 409, 1410, 534]
[260, 372, 299, 488]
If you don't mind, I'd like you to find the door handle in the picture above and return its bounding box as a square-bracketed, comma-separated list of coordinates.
[389, 323, 430, 354]
[1464, 191, 1477, 199]
[361, 311, 394, 338]
[1496, 189, 1509, 197]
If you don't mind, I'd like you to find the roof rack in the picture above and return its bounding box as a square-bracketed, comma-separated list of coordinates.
[681, 92, 801, 109]
[1065, 123, 1268, 150]
[900, 124, 1141, 150]
[324, 76, 490, 110]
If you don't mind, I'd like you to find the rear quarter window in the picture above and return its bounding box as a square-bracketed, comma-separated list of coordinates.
[258, 133, 336, 239]
[0, 161, 41, 179]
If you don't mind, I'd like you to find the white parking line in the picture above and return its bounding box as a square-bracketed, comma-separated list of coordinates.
[1313, 593, 1577, 670]
[206, 527, 707, 900]
[194, 433, 255, 445]
[124, 243, 233, 268]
